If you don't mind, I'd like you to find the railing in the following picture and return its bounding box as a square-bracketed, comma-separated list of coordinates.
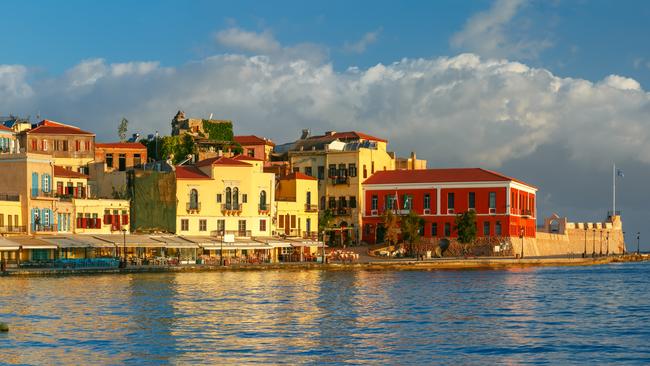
[0, 193, 19, 202]
[333, 208, 350, 216]
[19, 258, 120, 269]
[0, 226, 26, 233]
[186, 202, 201, 213]
[329, 176, 349, 185]
[221, 203, 243, 213]
[33, 224, 57, 232]
[305, 204, 318, 212]
[259, 203, 269, 212]
[224, 230, 251, 237]
[31, 190, 55, 199]
[302, 231, 318, 240]
[521, 209, 533, 217]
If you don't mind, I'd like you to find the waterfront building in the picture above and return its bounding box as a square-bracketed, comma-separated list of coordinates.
[16, 120, 95, 174]
[234, 135, 275, 161]
[361, 168, 537, 244]
[284, 130, 409, 244]
[0, 124, 18, 153]
[275, 172, 319, 239]
[90, 142, 147, 198]
[174, 155, 275, 237]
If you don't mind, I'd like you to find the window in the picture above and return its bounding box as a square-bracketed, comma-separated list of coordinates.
[371, 195, 378, 210]
[329, 164, 337, 178]
[349, 196, 357, 208]
[431, 223, 438, 237]
[225, 187, 232, 208]
[339, 196, 347, 208]
[489, 192, 496, 209]
[447, 193, 455, 209]
[469, 192, 476, 210]
[260, 219, 267, 231]
[42, 139, 48, 151]
[238, 220, 247, 233]
[75, 140, 80, 151]
[118, 153, 127, 171]
[134, 154, 141, 167]
[328, 197, 336, 209]
[31, 140, 37, 151]
[371, 161, 375, 174]
[403, 194, 413, 210]
[293, 167, 299, 173]
[260, 190, 267, 210]
[444, 222, 451, 237]
[181, 219, 189, 231]
[320, 196, 326, 209]
[217, 219, 225, 233]
[424, 194, 431, 210]
[247, 148, 255, 157]
[338, 164, 347, 177]
[483, 221, 490, 236]
[363, 165, 367, 179]
[189, 189, 199, 210]
[348, 163, 357, 177]
[290, 215, 296, 228]
[317, 166, 324, 180]
[233, 187, 239, 209]
[242, 194, 247, 203]
[495, 221, 502, 236]
[216, 194, 222, 203]
[306, 191, 311, 206]
[199, 219, 207, 231]
[385, 195, 395, 210]
[85, 141, 91, 151]
[305, 166, 313, 177]
[41, 174, 51, 193]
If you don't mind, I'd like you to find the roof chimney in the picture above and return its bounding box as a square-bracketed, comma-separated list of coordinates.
[411, 151, 416, 170]
[325, 131, 336, 136]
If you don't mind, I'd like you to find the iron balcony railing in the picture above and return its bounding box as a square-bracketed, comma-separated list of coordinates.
[302, 231, 318, 240]
[0, 226, 27, 233]
[221, 203, 243, 212]
[186, 202, 201, 213]
[305, 204, 318, 212]
[259, 203, 269, 211]
[329, 176, 350, 185]
[0, 193, 19, 202]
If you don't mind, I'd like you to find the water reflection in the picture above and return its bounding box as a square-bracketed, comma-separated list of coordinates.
[1, 264, 650, 365]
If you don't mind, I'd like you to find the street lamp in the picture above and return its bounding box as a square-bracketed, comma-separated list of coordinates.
[637, 232, 641, 255]
[520, 227, 525, 259]
[592, 228, 596, 257]
[583, 226, 588, 258]
[121, 228, 127, 267]
[606, 231, 610, 256]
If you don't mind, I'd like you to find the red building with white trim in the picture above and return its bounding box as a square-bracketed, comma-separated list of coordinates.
[361, 168, 537, 244]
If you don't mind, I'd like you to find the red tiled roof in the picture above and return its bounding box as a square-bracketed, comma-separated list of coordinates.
[53, 165, 89, 179]
[28, 120, 94, 136]
[232, 154, 264, 162]
[308, 131, 387, 143]
[234, 135, 275, 146]
[175, 166, 211, 180]
[0, 125, 12, 132]
[363, 168, 536, 188]
[195, 156, 252, 167]
[96, 142, 147, 150]
[280, 172, 318, 181]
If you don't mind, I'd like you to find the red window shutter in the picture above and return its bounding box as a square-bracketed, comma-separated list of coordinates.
[122, 214, 128, 225]
[77, 217, 82, 228]
[81, 218, 87, 228]
[114, 215, 121, 229]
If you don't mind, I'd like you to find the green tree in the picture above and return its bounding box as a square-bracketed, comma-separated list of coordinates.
[401, 211, 424, 257]
[454, 211, 477, 244]
[118, 117, 129, 142]
[141, 135, 197, 164]
[319, 209, 334, 242]
[382, 210, 401, 249]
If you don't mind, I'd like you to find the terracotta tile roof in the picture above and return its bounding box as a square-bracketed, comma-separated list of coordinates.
[280, 172, 318, 181]
[96, 142, 147, 150]
[308, 131, 387, 143]
[53, 165, 89, 179]
[232, 154, 264, 162]
[28, 120, 94, 135]
[0, 125, 12, 132]
[195, 156, 252, 167]
[234, 135, 275, 146]
[363, 168, 536, 188]
[175, 166, 211, 179]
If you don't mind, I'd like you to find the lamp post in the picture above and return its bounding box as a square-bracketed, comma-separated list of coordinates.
[599, 230, 603, 256]
[520, 227, 524, 259]
[592, 229, 596, 257]
[122, 228, 127, 267]
[220, 228, 224, 266]
[606, 231, 610, 256]
[637, 232, 641, 255]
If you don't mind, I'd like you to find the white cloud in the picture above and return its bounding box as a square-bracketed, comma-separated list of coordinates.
[343, 28, 382, 54]
[451, 0, 552, 59]
[215, 27, 281, 54]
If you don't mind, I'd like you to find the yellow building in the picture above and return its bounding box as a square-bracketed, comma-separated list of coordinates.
[0, 195, 22, 234]
[275, 172, 319, 239]
[175, 155, 275, 237]
[288, 131, 396, 243]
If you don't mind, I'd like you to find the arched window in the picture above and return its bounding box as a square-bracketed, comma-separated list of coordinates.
[233, 187, 239, 209]
[260, 190, 267, 210]
[225, 187, 232, 209]
[189, 189, 199, 209]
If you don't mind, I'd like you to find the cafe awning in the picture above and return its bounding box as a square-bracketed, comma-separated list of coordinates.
[7, 236, 58, 250]
[150, 236, 200, 249]
[40, 235, 117, 249]
[0, 237, 20, 251]
[91, 234, 167, 248]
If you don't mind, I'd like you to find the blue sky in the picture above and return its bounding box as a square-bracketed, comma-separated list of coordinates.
[1, 0, 650, 247]
[3, 0, 649, 86]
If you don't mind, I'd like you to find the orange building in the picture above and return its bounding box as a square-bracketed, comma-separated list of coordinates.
[234, 135, 275, 161]
[95, 142, 147, 171]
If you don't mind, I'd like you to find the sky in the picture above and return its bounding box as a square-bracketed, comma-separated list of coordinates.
[1, 0, 649, 249]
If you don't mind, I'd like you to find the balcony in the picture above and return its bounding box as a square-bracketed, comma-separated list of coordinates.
[0, 226, 26, 234]
[521, 209, 533, 217]
[30, 190, 55, 199]
[221, 203, 243, 215]
[329, 176, 349, 185]
[258, 203, 269, 213]
[302, 231, 318, 240]
[33, 224, 57, 232]
[186, 202, 201, 213]
[305, 204, 318, 212]
[333, 207, 351, 216]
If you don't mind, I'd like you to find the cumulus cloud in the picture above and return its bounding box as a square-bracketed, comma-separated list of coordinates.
[451, 0, 552, 59]
[343, 28, 382, 54]
[215, 27, 281, 53]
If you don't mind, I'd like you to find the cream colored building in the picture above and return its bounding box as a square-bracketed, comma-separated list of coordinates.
[175, 155, 275, 237]
[287, 131, 397, 243]
[275, 172, 319, 238]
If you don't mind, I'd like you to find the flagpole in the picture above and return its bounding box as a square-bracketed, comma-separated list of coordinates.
[612, 163, 615, 218]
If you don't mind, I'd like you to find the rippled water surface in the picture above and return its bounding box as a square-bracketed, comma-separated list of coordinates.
[2, 263, 650, 365]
